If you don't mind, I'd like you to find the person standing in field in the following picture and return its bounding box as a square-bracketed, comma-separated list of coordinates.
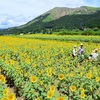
[77, 44, 84, 64]
[78, 43, 84, 55]
[72, 45, 77, 58]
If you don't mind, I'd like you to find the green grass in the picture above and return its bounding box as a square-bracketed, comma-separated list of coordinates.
[17, 34, 100, 43]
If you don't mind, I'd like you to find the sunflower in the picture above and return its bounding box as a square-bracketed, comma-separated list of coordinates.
[93, 67, 97, 71]
[50, 85, 55, 92]
[37, 70, 42, 75]
[79, 88, 84, 93]
[40, 81, 43, 85]
[24, 73, 28, 77]
[47, 72, 52, 77]
[30, 76, 37, 83]
[3, 88, 9, 96]
[58, 74, 64, 80]
[80, 93, 86, 98]
[86, 73, 92, 79]
[95, 77, 100, 82]
[47, 90, 54, 98]
[80, 72, 83, 76]
[8, 93, 16, 100]
[70, 85, 76, 92]
[2, 97, 9, 100]
[68, 73, 73, 77]
[0, 75, 6, 83]
[56, 96, 65, 100]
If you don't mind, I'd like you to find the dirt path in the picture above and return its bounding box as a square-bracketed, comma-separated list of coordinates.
[0, 72, 24, 100]
[5, 84, 24, 100]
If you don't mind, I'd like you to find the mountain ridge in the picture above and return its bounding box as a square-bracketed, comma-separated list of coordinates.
[21, 6, 100, 26]
[0, 6, 100, 35]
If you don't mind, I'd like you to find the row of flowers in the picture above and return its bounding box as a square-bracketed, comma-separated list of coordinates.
[0, 73, 16, 100]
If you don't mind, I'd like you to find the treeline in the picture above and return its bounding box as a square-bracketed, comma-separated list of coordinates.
[56, 28, 100, 35]
[0, 27, 100, 36]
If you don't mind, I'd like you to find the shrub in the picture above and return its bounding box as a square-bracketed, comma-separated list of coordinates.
[82, 29, 94, 35]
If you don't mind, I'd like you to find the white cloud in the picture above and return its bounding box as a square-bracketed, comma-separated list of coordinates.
[8, 20, 14, 23]
[0, 0, 86, 16]
[0, 14, 33, 28]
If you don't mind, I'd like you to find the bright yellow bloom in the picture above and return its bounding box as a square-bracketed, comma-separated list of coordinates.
[79, 88, 84, 93]
[80, 93, 86, 98]
[49, 67, 52, 73]
[3, 88, 9, 96]
[56, 96, 65, 100]
[70, 85, 76, 92]
[32, 63, 36, 67]
[68, 73, 73, 77]
[39, 81, 43, 85]
[10, 60, 14, 65]
[94, 71, 98, 75]
[58, 74, 64, 80]
[82, 67, 85, 70]
[60, 65, 63, 69]
[25, 59, 30, 64]
[93, 67, 97, 71]
[66, 61, 69, 64]
[2, 97, 9, 100]
[47, 72, 52, 77]
[0, 74, 6, 83]
[30, 76, 37, 83]
[24, 73, 28, 77]
[95, 77, 100, 82]
[47, 90, 54, 98]
[50, 85, 55, 92]
[86, 73, 92, 79]
[66, 67, 69, 71]
[8, 93, 16, 100]
[80, 72, 83, 76]
[37, 70, 42, 75]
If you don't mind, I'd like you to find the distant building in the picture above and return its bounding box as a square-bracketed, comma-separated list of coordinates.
[20, 33, 24, 35]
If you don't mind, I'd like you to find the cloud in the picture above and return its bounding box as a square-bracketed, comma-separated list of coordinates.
[0, 0, 87, 16]
[0, 14, 33, 28]
[0, 0, 99, 17]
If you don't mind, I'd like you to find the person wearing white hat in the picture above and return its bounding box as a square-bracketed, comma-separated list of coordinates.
[72, 45, 77, 58]
[78, 43, 84, 55]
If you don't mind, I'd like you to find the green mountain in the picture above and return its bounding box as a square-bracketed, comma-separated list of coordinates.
[1, 6, 100, 34]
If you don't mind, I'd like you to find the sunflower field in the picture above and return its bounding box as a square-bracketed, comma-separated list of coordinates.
[0, 36, 100, 100]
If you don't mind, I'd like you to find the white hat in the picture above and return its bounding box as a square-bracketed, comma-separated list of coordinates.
[74, 45, 77, 48]
[80, 43, 83, 45]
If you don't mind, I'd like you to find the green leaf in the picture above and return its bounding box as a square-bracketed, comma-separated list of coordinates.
[88, 95, 93, 100]
[39, 87, 44, 91]
[54, 92, 60, 97]
[41, 92, 47, 96]
[34, 92, 39, 96]
[50, 97, 56, 100]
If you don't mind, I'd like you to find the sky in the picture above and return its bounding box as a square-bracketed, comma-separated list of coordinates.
[0, 0, 100, 28]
